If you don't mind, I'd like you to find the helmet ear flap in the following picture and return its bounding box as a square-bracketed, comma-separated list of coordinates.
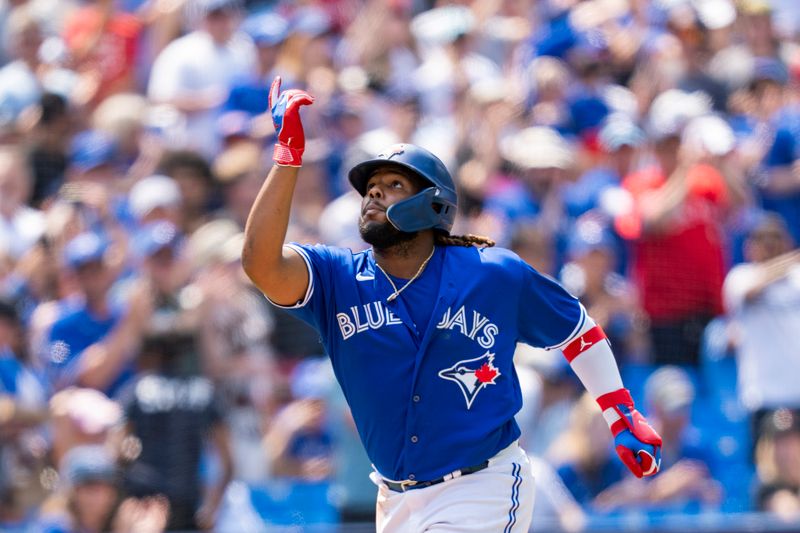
[386, 187, 456, 233]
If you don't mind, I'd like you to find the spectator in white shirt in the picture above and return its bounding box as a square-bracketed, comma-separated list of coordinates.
[723, 211, 800, 440]
[147, 0, 255, 156]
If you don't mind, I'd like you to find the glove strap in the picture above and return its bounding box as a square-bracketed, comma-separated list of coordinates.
[596, 388, 634, 436]
[273, 144, 304, 167]
[597, 388, 662, 445]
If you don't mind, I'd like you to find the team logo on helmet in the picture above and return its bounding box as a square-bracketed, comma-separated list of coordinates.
[378, 144, 406, 160]
[438, 352, 501, 409]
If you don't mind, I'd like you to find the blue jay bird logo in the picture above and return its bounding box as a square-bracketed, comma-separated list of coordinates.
[378, 144, 406, 160]
[438, 352, 501, 409]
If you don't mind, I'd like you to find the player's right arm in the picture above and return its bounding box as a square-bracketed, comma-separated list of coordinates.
[242, 77, 314, 306]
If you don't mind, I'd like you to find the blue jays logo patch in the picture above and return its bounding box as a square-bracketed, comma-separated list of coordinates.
[438, 352, 501, 409]
[378, 144, 406, 160]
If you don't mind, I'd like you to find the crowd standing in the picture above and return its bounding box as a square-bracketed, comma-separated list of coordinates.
[1, 0, 800, 530]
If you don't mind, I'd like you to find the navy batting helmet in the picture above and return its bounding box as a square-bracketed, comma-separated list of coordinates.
[348, 143, 458, 233]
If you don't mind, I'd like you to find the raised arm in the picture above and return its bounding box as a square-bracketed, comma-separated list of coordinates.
[242, 77, 314, 306]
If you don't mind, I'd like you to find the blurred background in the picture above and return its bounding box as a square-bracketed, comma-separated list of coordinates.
[1, 0, 800, 531]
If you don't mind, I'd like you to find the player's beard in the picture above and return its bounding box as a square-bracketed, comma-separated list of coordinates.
[359, 219, 418, 251]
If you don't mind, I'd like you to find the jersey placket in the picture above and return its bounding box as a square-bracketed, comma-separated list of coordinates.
[397, 251, 460, 481]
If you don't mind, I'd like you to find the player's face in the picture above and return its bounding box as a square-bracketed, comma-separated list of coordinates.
[358, 168, 420, 249]
[360, 168, 419, 223]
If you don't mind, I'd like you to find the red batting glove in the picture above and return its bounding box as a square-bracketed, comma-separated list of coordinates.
[268, 76, 314, 167]
[597, 388, 663, 478]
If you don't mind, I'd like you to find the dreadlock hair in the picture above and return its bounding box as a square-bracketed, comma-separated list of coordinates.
[435, 233, 496, 248]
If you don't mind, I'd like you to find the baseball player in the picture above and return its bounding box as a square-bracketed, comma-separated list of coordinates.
[242, 77, 662, 532]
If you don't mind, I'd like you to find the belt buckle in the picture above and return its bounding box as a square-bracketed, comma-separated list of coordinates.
[398, 479, 418, 492]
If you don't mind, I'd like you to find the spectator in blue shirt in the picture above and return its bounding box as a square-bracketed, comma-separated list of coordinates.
[0, 297, 46, 531]
[562, 116, 645, 220]
[46, 232, 150, 398]
[592, 367, 722, 514]
[226, 11, 290, 118]
[550, 393, 628, 508]
[265, 357, 335, 482]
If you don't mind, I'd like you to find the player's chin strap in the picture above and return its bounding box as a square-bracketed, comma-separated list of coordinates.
[560, 316, 662, 478]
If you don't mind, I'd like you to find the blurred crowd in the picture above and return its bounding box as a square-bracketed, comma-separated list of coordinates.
[2, 0, 800, 531]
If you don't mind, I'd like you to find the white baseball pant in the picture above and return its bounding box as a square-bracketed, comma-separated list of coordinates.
[372, 441, 535, 532]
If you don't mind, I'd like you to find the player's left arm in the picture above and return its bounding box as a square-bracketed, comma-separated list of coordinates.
[514, 256, 662, 478]
[559, 315, 662, 478]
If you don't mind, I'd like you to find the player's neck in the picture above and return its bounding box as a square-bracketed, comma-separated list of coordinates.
[373, 232, 435, 279]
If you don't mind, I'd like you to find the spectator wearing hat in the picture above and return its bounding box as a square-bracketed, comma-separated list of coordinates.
[614, 91, 740, 366]
[90, 93, 165, 189]
[67, 130, 121, 184]
[488, 126, 575, 245]
[559, 216, 649, 362]
[265, 357, 335, 482]
[132, 220, 207, 379]
[280, 5, 335, 85]
[410, 5, 500, 120]
[225, 11, 290, 120]
[48, 387, 122, 470]
[722, 212, 800, 428]
[587, 367, 722, 514]
[752, 58, 800, 246]
[36, 445, 123, 533]
[45, 232, 151, 397]
[643, 367, 706, 465]
[547, 393, 628, 508]
[563, 117, 645, 221]
[37, 443, 169, 533]
[755, 409, 800, 518]
[147, 0, 256, 156]
[127, 174, 183, 228]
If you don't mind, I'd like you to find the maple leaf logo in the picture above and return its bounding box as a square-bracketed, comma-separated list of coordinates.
[438, 352, 502, 409]
[475, 362, 499, 384]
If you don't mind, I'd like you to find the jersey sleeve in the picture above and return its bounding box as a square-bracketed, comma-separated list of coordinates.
[265, 243, 341, 337]
[516, 259, 585, 349]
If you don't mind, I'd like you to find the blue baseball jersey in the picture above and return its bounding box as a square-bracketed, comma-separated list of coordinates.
[275, 243, 584, 482]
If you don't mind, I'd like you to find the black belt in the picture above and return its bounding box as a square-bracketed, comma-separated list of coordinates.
[382, 460, 490, 493]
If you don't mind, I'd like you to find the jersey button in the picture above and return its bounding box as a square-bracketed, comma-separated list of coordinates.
[408, 474, 416, 480]
[412, 395, 420, 403]
[411, 435, 419, 443]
